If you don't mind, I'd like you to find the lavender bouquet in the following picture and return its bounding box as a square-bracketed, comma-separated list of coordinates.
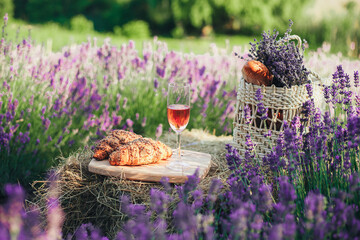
[247, 20, 310, 88]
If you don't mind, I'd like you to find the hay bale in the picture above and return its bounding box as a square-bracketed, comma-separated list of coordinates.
[31, 129, 232, 239]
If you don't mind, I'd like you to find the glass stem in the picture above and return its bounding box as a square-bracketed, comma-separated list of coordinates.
[177, 132, 181, 161]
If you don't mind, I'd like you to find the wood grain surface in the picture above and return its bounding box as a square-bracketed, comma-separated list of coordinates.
[88, 150, 212, 183]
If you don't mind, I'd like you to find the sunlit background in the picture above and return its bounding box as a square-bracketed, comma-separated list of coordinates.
[1, 0, 359, 56]
[1, 1, 360, 239]
[1, 0, 360, 198]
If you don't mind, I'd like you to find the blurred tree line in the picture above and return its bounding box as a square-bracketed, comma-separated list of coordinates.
[1, 0, 359, 56]
[8, 0, 309, 35]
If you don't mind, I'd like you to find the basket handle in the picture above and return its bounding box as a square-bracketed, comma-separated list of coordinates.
[308, 70, 322, 84]
[277, 34, 303, 51]
[278, 34, 323, 84]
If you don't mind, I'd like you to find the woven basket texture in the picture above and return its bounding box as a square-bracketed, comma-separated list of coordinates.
[233, 77, 309, 158]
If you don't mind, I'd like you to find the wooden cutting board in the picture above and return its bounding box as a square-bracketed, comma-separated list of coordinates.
[88, 150, 211, 183]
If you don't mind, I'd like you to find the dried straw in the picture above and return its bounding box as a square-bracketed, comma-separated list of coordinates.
[30, 129, 232, 239]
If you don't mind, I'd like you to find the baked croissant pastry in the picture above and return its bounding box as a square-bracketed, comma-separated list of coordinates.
[109, 138, 172, 166]
[93, 130, 142, 160]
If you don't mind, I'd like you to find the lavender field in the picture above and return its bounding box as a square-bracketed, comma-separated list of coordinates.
[0, 29, 243, 188]
[1, 15, 360, 239]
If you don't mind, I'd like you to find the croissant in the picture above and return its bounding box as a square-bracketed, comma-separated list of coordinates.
[93, 130, 142, 160]
[109, 138, 172, 166]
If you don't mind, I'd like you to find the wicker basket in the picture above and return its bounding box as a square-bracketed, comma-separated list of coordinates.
[232, 77, 310, 158]
[232, 35, 324, 158]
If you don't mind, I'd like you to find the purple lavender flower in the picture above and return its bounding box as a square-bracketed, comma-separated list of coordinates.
[209, 80, 220, 98]
[225, 142, 263, 203]
[243, 104, 251, 124]
[354, 71, 359, 87]
[118, 194, 154, 240]
[126, 119, 134, 128]
[283, 214, 296, 238]
[3, 13, 8, 25]
[41, 106, 46, 115]
[191, 189, 204, 210]
[19, 206, 42, 239]
[112, 114, 122, 127]
[43, 118, 51, 130]
[68, 140, 75, 147]
[176, 170, 200, 202]
[74, 223, 106, 240]
[267, 224, 283, 240]
[244, 134, 255, 159]
[154, 78, 159, 89]
[141, 117, 147, 127]
[327, 196, 360, 239]
[273, 176, 296, 223]
[5, 110, 13, 122]
[1, 184, 25, 238]
[156, 66, 165, 78]
[207, 178, 223, 205]
[3, 81, 10, 91]
[306, 83, 313, 98]
[64, 51, 70, 58]
[255, 89, 268, 120]
[301, 99, 315, 123]
[303, 192, 327, 239]
[128, 40, 134, 49]
[155, 124, 163, 140]
[245, 20, 309, 87]
[252, 181, 273, 214]
[225, 144, 242, 178]
[150, 189, 170, 215]
[201, 103, 208, 117]
[199, 66, 206, 77]
[323, 85, 331, 103]
[172, 201, 197, 235]
[123, 97, 128, 108]
[57, 135, 63, 145]
[255, 89, 263, 102]
[153, 178, 169, 196]
[224, 201, 263, 240]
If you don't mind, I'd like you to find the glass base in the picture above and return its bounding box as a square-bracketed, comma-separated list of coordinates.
[166, 160, 190, 172]
[171, 148, 189, 157]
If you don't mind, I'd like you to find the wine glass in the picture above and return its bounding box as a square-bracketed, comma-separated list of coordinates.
[167, 81, 191, 171]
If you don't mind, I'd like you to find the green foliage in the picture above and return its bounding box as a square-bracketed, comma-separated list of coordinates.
[10, 0, 360, 56]
[70, 15, 94, 33]
[322, 9, 360, 57]
[122, 20, 151, 38]
[294, 1, 360, 57]
[171, 0, 213, 33]
[0, 0, 14, 19]
[26, 0, 65, 23]
[169, 0, 311, 35]
[147, 0, 172, 25]
[113, 25, 122, 36]
[171, 25, 185, 38]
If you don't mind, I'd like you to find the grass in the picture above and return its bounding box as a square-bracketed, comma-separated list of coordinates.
[5, 19, 254, 54]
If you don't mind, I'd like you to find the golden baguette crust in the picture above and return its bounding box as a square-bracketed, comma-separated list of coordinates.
[242, 60, 273, 86]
